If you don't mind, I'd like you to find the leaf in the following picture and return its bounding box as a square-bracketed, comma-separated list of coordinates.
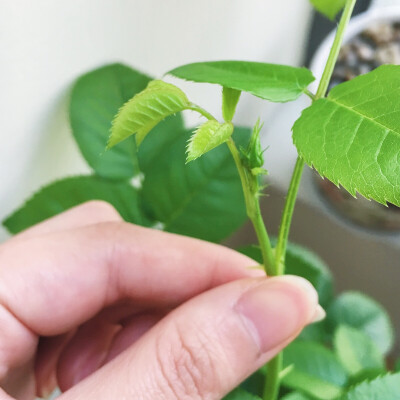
[282, 341, 348, 400]
[142, 127, 250, 242]
[168, 61, 315, 102]
[70, 63, 151, 180]
[109, 80, 190, 147]
[222, 87, 241, 122]
[293, 65, 400, 206]
[341, 373, 400, 400]
[327, 291, 394, 355]
[281, 393, 313, 400]
[223, 388, 261, 400]
[3, 176, 152, 234]
[310, 0, 346, 20]
[186, 120, 234, 162]
[334, 325, 385, 376]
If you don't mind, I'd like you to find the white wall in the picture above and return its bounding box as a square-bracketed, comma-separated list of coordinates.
[0, 0, 312, 241]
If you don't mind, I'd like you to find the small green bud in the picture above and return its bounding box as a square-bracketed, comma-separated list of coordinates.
[240, 119, 266, 170]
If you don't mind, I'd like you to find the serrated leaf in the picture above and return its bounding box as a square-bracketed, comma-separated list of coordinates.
[282, 341, 348, 400]
[186, 120, 233, 162]
[70, 63, 151, 179]
[3, 176, 152, 234]
[293, 65, 400, 206]
[222, 86, 241, 122]
[327, 291, 394, 355]
[142, 127, 250, 242]
[334, 325, 385, 376]
[341, 373, 400, 400]
[168, 61, 315, 102]
[223, 388, 262, 400]
[109, 80, 190, 148]
[310, 0, 346, 20]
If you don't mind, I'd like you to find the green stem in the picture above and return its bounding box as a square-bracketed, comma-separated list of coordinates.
[264, 1, 357, 399]
[226, 138, 275, 275]
[188, 103, 217, 121]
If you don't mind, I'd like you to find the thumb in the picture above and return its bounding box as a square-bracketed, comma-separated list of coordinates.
[59, 276, 322, 400]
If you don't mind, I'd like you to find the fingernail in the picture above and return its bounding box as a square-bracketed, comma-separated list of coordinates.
[236, 276, 318, 353]
[311, 305, 326, 323]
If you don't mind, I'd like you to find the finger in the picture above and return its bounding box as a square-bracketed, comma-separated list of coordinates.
[12, 200, 122, 241]
[58, 276, 320, 400]
[0, 223, 258, 379]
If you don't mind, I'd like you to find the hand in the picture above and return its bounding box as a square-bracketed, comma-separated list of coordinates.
[0, 201, 321, 400]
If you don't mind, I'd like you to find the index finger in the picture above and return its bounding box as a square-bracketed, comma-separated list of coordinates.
[0, 222, 259, 337]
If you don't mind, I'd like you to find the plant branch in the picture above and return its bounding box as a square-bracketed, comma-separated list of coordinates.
[226, 137, 275, 275]
[264, 1, 357, 400]
[188, 103, 217, 121]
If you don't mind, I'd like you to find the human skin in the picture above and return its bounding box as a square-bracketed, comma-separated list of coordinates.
[0, 201, 321, 400]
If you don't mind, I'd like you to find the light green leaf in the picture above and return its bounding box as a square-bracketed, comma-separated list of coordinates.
[341, 373, 400, 400]
[109, 80, 190, 148]
[281, 393, 312, 400]
[334, 325, 385, 376]
[3, 176, 152, 234]
[168, 61, 315, 102]
[310, 0, 346, 20]
[223, 388, 261, 400]
[327, 291, 394, 355]
[222, 86, 241, 122]
[187, 120, 233, 162]
[142, 127, 250, 242]
[70, 63, 151, 179]
[293, 65, 400, 206]
[282, 341, 348, 400]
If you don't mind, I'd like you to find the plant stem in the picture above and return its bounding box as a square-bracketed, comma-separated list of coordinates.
[226, 138, 275, 275]
[264, 1, 357, 399]
[188, 103, 217, 121]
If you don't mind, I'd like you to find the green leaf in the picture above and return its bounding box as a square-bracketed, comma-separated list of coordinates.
[327, 291, 394, 355]
[310, 0, 346, 20]
[3, 176, 151, 234]
[293, 65, 400, 206]
[334, 325, 385, 376]
[341, 373, 400, 400]
[222, 87, 241, 122]
[142, 127, 250, 242]
[109, 80, 190, 147]
[223, 388, 261, 400]
[282, 341, 348, 400]
[186, 120, 234, 162]
[281, 393, 312, 400]
[168, 61, 315, 102]
[70, 63, 151, 180]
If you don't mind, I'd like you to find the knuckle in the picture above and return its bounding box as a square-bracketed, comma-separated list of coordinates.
[155, 322, 221, 400]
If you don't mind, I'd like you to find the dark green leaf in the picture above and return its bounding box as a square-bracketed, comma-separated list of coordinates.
[3, 176, 151, 233]
[293, 65, 400, 206]
[282, 341, 348, 400]
[223, 388, 261, 400]
[327, 291, 394, 355]
[222, 87, 241, 122]
[186, 120, 233, 162]
[310, 0, 346, 20]
[109, 80, 190, 147]
[341, 373, 400, 400]
[142, 127, 250, 242]
[334, 325, 385, 376]
[168, 61, 315, 102]
[70, 63, 150, 179]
